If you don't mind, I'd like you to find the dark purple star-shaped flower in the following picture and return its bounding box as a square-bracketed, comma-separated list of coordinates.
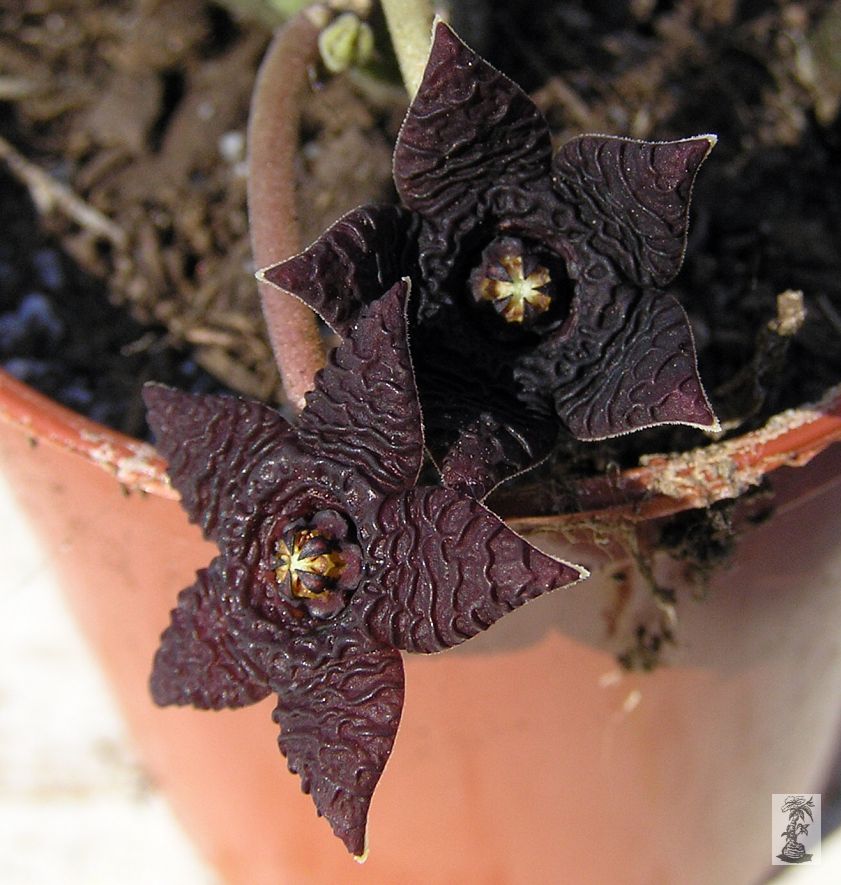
[261, 22, 719, 499]
[144, 280, 584, 857]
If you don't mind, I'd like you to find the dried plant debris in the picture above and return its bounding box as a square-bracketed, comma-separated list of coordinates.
[658, 486, 774, 581]
[145, 281, 584, 855]
[618, 621, 677, 673]
[714, 290, 806, 429]
[264, 22, 719, 501]
[0, 0, 398, 412]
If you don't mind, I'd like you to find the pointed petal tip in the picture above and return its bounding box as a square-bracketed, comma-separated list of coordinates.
[679, 133, 717, 152]
[255, 261, 289, 292]
[140, 379, 168, 402]
[688, 133, 718, 164]
[572, 562, 591, 583]
[256, 258, 314, 298]
[688, 389, 721, 434]
[141, 383, 209, 440]
[697, 414, 722, 435]
[394, 275, 411, 302]
[654, 414, 721, 436]
[678, 389, 720, 434]
[668, 133, 718, 173]
[365, 277, 412, 327]
[141, 381, 188, 415]
[675, 134, 718, 176]
[656, 399, 720, 436]
[431, 17, 457, 43]
[545, 552, 589, 588]
[653, 403, 721, 436]
[337, 824, 368, 859]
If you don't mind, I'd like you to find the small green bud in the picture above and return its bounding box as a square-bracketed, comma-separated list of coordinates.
[318, 12, 375, 75]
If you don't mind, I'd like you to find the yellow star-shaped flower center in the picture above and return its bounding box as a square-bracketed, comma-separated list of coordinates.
[475, 254, 553, 324]
[275, 530, 346, 599]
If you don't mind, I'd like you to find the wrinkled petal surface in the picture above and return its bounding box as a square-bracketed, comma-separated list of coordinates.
[259, 205, 417, 336]
[272, 629, 404, 857]
[518, 285, 716, 438]
[552, 135, 715, 287]
[353, 486, 584, 653]
[143, 384, 293, 542]
[296, 280, 424, 499]
[394, 21, 552, 282]
[150, 557, 273, 709]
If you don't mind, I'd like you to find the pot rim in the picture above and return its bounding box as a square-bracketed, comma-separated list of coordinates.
[0, 368, 173, 498]
[2, 368, 840, 525]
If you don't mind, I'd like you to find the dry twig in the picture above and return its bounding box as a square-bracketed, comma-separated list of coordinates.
[0, 134, 126, 247]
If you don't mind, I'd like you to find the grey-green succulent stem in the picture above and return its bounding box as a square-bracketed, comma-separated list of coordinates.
[379, 0, 435, 97]
[247, 9, 328, 411]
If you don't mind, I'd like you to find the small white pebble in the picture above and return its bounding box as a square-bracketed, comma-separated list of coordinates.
[218, 130, 245, 164]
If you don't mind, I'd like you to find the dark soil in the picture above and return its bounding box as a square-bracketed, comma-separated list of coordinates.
[0, 171, 227, 436]
[2, 0, 841, 460]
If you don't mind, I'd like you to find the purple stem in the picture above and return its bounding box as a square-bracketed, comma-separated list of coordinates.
[247, 10, 327, 411]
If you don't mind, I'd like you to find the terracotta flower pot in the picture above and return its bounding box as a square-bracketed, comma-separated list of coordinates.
[3, 365, 841, 885]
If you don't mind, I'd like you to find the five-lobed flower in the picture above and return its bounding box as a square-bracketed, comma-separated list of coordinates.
[144, 281, 585, 857]
[261, 21, 720, 500]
